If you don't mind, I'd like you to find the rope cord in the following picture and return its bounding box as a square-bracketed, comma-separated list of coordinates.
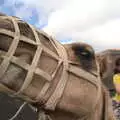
[8, 102, 27, 120]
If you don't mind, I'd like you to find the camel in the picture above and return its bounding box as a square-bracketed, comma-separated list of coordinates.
[96, 50, 120, 90]
[0, 13, 115, 120]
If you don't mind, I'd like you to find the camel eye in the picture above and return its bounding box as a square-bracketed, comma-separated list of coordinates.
[81, 52, 88, 56]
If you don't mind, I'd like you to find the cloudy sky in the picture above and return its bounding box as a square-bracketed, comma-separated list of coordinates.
[0, 0, 120, 52]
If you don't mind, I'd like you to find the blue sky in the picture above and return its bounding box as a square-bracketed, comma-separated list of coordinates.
[0, 0, 120, 52]
[0, 0, 40, 27]
[0, 0, 72, 43]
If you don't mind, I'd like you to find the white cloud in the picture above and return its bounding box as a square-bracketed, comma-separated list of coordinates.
[43, 0, 120, 51]
[68, 19, 120, 51]
[5, 0, 120, 51]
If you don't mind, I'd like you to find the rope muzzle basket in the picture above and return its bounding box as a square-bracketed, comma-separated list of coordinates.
[0, 14, 101, 111]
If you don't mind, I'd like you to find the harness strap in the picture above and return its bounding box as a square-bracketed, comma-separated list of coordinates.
[0, 16, 20, 78]
[44, 40, 69, 110]
[16, 25, 43, 94]
[68, 65, 98, 86]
